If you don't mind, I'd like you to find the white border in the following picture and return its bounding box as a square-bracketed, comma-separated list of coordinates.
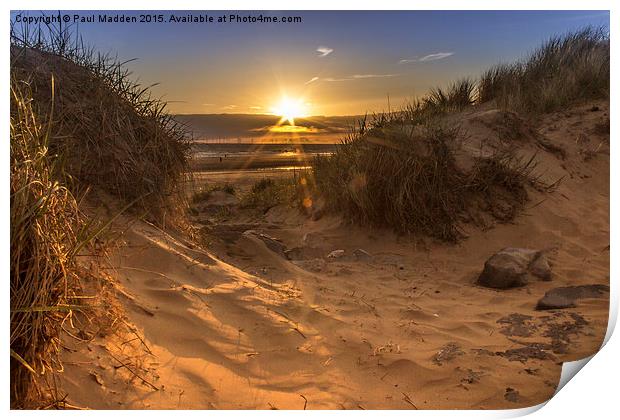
[2, 1, 617, 419]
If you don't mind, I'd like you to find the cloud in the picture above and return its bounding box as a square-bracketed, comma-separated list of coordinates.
[316, 46, 333, 57]
[399, 52, 454, 64]
[221, 104, 237, 110]
[322, 73, 398, 82]
[352, 74, 397, 79]
[249, 106, 262, 110]
[305, 73, 398, 84]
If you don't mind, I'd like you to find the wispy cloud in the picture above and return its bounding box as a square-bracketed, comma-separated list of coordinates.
[316, 46, 333, 57]
[221, 104, 237, 110]
[309, 73, 398, 83]
[352, 74, 397, 79]
[399, 52, 454, 64]
[249, 105, 262, 110]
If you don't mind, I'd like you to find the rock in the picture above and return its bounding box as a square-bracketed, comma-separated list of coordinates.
[529, 254, 552, 281]
[478, 248, 536, 289]
[478, 248, 552, 289]
[536, 284, 609, 310]
[353, 248, 372, 261]
[327, 249, 345, 259]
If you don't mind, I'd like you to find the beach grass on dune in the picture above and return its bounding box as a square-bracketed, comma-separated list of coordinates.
[10, 24, 192, 407]
[10, 79, 89, 406]
[478, 27, 609, 113]
[11, 24, 191, 226]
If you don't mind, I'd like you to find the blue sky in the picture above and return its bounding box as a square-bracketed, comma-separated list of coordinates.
[11, 10, 610, 115]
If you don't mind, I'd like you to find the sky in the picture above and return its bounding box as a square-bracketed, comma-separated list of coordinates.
[12, 10, 610, 116]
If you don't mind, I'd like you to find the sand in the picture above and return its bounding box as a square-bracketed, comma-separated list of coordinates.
[58, 101, 609, 409]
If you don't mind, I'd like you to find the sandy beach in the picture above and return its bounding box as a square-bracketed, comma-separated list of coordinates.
[57, 101, 609, 409]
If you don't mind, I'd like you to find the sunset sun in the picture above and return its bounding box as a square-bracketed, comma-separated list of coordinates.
[271, 96, 307, 126]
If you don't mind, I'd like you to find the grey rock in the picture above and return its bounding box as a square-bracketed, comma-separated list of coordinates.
[478, 248, 536, 289]
[536, 284, 609, 310]
[478, 248, 553, 289]
[529, 254, 552, 281]
[327, 249, 345, 259]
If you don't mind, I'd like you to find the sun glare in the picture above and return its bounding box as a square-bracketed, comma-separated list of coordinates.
[271, 96, 307, 126]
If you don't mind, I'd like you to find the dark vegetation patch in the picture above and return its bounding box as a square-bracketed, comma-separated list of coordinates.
[497, 314, 536, 337]
[494, 312, 591, 361]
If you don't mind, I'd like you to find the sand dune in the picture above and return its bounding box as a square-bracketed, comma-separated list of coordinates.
[58, 101, 609, 409]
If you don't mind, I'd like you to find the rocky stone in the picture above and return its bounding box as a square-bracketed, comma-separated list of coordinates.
[327, 249, 345, 259]
[529, 254, 552, 281]
[478, 248, 536, 289]
[536, 284, 609, 310]
[478, 248, 552, 289]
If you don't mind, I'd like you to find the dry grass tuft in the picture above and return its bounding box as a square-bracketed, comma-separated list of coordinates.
[10, 22, 191, 407]
[478, 27, 609, 113]
[11, 24, 191, 226]
[10, 79, 92, 407]
[241, 177, 308, 213]
[312, 116, 544, 241]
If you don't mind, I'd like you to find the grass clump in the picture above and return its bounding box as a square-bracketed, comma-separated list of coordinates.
[10, 22, 191, 407]
[478, 27, 609, 113]
[241, 177, 308, 213]
[313, 116, 540, 241]
[11, 24, 191, 226]
[10, 79, 91, 407]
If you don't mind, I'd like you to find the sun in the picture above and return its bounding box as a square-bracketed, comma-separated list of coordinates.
[271, 96, 307, 126]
